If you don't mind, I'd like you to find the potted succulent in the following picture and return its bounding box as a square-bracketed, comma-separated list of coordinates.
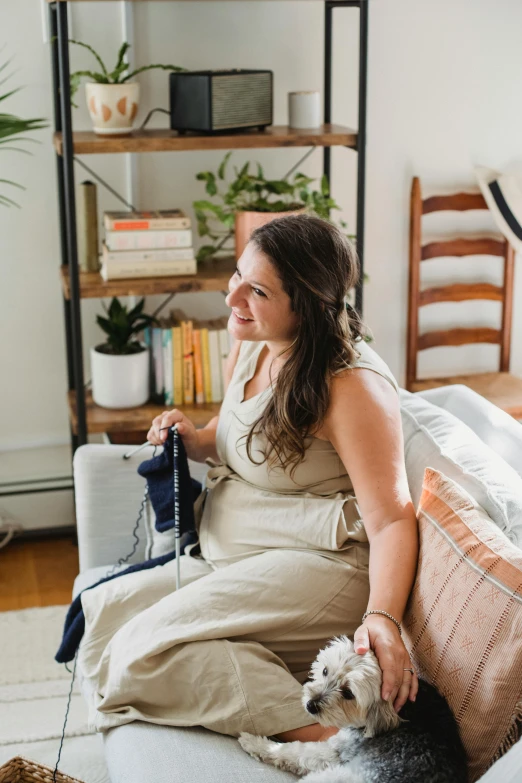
[193, 151, 350, 261]
[0, 61, 48, 207]
[91, 297, 158, 409]
[68, 40, 185, 136]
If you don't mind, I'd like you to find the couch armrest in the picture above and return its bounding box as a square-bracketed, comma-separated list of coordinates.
[415, 385, 522, 478]
[73, 444, 155, 572]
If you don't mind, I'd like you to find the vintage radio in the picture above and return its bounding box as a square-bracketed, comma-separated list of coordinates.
[169, 69, 273, 134]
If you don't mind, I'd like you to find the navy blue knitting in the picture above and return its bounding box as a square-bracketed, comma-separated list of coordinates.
[137, 428, 201, 532]
[55, 430, 201, 664]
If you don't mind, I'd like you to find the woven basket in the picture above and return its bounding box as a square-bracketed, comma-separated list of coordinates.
[0, 757, 85, 783]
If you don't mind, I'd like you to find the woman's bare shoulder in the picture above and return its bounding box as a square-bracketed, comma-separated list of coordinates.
[313, 367, 398, 440]
[330, 365, 399, 403]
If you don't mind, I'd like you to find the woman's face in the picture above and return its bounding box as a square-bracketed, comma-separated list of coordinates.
[225, 242, 299, 347]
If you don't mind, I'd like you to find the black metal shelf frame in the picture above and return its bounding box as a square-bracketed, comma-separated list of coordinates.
[48, 0, 369, 452]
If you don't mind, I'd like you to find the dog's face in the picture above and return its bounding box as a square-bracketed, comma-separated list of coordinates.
[302, 636, 401, 736]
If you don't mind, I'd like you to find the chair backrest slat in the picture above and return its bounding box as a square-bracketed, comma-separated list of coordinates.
[421, 237, 505, 260]
[422, 192, 487, 214]
[407, 177, 515, 389]
[418, 327, 501, 351]
[419, 283, 503, 306]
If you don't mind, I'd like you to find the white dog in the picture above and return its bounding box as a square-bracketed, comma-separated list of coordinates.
[239, 636, 467, 783]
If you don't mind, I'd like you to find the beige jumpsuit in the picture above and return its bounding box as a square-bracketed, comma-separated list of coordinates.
[79, 338, 399, 737]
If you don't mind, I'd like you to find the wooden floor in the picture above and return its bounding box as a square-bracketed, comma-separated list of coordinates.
[0, 536, 79, 612]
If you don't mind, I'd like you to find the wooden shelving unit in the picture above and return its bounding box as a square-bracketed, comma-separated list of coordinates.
[68, 391, 221, 434]
[48, 0, 369, 451]
[53, 125, 357, 155]
[60, 257, 235, 299]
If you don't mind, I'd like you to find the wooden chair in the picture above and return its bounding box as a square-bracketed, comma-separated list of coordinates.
[407, 176, 522, 419]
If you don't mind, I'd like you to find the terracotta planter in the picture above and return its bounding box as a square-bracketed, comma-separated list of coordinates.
[86, 82, 140, 136]
[234, 208, 306, 259]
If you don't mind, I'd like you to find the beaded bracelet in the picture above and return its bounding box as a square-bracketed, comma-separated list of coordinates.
[361, 610, 402, 636]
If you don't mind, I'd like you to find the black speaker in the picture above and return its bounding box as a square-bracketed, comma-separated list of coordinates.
[169, 69, 273, 134]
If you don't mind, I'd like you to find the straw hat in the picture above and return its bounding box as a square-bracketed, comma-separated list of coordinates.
[475, 165, 522, 253]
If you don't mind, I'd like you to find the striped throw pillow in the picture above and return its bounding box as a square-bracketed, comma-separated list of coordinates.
[403, 467, 522, 782]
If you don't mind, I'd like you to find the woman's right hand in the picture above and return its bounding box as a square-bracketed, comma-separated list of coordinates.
[147, 409, 201, 461]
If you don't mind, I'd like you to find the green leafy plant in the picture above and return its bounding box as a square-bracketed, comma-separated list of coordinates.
[0, 60, 48, 207]
[96, 297, 158, 355]
[68, 40, 185, 108]
[193, 152, 351, 262]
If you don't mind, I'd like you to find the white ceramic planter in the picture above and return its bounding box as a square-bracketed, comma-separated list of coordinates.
[86, 82, 140, 136]
[91, 344, 149, 409]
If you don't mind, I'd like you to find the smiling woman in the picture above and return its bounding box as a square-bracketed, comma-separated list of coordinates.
[79, 213, 418, 746]
[226, 246, 299, 349]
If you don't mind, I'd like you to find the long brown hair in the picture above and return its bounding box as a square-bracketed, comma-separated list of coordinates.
[243, 212, 368, 475]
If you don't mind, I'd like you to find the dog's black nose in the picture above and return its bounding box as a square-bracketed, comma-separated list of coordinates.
[306, 699, 321, 715]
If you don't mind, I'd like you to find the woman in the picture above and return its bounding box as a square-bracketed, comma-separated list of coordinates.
[79, 214, 418, 743]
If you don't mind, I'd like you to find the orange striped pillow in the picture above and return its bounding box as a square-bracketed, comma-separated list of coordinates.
[403, 467, 522, 783]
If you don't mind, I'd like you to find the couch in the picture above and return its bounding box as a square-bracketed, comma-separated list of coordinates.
[72, 385, 522, 782]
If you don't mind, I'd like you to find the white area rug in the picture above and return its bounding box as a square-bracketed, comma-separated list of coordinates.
[0, 605, 109, 783]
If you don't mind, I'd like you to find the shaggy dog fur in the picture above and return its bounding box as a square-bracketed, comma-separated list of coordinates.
[239, 636, 467, 782]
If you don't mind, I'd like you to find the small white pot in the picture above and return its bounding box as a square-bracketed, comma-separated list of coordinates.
[86, 82, 140, 136]
[91, 344, 149, 409]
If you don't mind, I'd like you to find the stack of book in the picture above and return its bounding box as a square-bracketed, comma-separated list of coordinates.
[144, 313, 233, 406]
[100, 209, 197, 281]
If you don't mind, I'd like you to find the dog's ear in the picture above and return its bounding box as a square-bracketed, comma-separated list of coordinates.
[364, 700, 402, 738]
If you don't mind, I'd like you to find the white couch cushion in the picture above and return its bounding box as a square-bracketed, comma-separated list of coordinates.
[478, 739, 522, 783]
[401, 389, 522, 547]
[418, 384, 522, 477]
[104, 722, 296, 782]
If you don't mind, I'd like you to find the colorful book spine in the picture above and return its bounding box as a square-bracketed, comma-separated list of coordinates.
[144, 326, 154, 402]
[105, 228, 193, 251]
[104, 210, 191, 232]
[162, 329, 173, 406]
[192, 329, 205, 405]
[152, 327, 165, 404]
[100, 258, 197, 281]
[102, 244, 195, 263]
[200, 328, 212, 404]
[181, 320, 194, 405]
[208, 329, 223, 403]
[218, 328, 231, 396]
[77, 180, 100, 272]
[172, 326, 183, 406]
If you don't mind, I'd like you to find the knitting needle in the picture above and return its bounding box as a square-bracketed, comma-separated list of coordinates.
[171, 425, 181, 590]
[122, 426, 173, 460]
[122, 425, 182, 589]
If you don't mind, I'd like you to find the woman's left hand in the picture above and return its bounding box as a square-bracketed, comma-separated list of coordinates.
[352, 614, 418, 712]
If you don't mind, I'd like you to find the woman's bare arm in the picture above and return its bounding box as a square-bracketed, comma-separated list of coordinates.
[321, 368, 419, 710]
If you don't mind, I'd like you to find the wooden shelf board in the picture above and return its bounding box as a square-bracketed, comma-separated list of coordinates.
[68, 390, 221, 434]
[53, 125, 357, 155]
[60, 256, 235, 300]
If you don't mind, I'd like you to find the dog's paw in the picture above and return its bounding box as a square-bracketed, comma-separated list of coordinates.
[238, 732, 274, 760]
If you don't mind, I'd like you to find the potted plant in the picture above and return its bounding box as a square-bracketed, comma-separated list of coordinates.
[0, 61, 48, 207]
[69, 40, 185, 136]
[91, 297, 158, 409]
[193, 151, 350, 261]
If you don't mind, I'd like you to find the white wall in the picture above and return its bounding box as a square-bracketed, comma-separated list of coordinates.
[0, 0, 521, 455]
